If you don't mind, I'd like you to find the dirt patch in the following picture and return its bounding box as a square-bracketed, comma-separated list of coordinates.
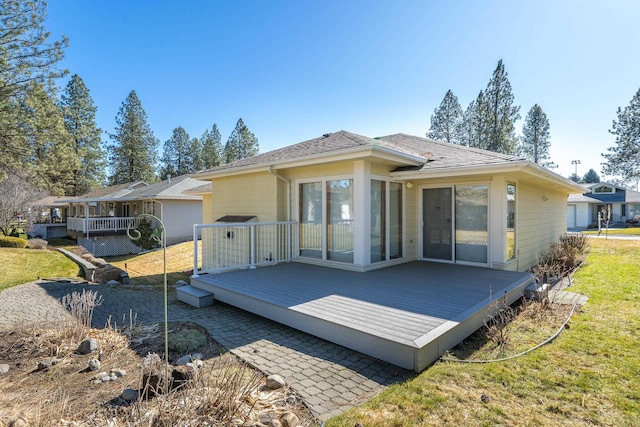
[0, 320, 316, 426]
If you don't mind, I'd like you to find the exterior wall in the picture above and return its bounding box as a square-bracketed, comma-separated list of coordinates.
[202, 193, 214, 224]
[211, 172, 278, 222]
[160, 199, 202, 244]
[517, 180, 567, 271]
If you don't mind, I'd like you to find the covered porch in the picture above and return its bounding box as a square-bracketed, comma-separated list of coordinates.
[189, 261, 533, 371]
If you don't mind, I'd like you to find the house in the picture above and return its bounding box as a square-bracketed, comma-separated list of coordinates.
[61, 174, 203, 257]
[188, 131, 583, 371]
[567, 182, 640, 229]
[26, 196, 69, 240]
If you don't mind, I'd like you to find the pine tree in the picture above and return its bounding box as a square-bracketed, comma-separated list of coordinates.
[20, 82, 79, 195]
[427, 90, 464, 144]
[60, 74, 106, 195]
[0, 0, 68, 172]
[568, 173, 582, 183]
[519, 104, 556, 168]
[108, 90, 158, 184]
[223, 118, 259, 163]
[188, 137, 204, 172]
[583, 169, 600, 183]
[201, 124, 223, 168]
[482, 60, 520, 154]
[160, 126, 191, 178]
[602, 87, 640, 184]
[462, 91, 490, 149]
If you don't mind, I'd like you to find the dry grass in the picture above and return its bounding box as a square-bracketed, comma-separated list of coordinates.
[107, 241, 200, 286]
[0, 317, 314, 426]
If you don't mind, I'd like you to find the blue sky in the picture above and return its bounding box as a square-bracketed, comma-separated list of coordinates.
[46, 0, 640, 180]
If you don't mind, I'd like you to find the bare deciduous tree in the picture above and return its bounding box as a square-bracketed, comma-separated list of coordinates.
[0, 173, 47, 236]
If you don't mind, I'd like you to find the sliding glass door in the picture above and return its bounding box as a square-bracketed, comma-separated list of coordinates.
[422, 185, 489, 265]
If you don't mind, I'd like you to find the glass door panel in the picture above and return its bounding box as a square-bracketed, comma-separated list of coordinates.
[455, 185, 488, 264]
[422, 188, 453, 261]
[327, 179, 354, 263]
[299, 182, 322, 258]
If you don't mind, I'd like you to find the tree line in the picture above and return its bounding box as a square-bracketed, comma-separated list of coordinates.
[0, 0, 259, 198]
[426, 60, 555, 169]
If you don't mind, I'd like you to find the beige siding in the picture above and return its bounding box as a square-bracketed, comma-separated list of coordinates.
[211, 172, 278, 222]
[404, 185, 418, 260]
[202, 193, 214, 223]
[281, 161, 354, 181]
[517, 180, 568, 270]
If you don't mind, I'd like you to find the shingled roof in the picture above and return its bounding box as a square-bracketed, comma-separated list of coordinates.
[193, 131, 527, 178]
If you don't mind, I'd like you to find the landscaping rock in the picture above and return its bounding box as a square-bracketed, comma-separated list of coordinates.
[92, 372, 108, 380]
[0, 363, 9, 375]
[281, 411, 299, 427]
[175, 279, 188, 287]
[77, 338, 99, 355]
[121, 388, 139, 402]
[106, 280, 120, 286]
[268, 420, 282, 427]
[191, 352, 203, 360]
[265, 374, 286, 390]
[175, 354, 192, 366]
[37, 357, 60, 371]
[258, 410, 277, 424]
[88, 359, 101, 371]
[111, 368, 126, 378]
[481, 393, 491, 403]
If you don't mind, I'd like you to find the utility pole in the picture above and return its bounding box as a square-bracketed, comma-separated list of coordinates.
[571, 159, 581, 176]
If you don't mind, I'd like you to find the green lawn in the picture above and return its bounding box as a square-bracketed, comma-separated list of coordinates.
[581, 227, 640, 235]
[327, 239, 640, 426]
[0, 248, 81, 291]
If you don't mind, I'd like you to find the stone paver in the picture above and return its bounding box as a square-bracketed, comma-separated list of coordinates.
[0, 280, 412, 421]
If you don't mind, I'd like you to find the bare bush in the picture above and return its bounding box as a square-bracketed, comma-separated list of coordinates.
[484, 293, 516, 355]
[59, 289, 103, 342]
[26, 238, 48, 249]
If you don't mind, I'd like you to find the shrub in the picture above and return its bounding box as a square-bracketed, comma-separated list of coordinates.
[0, 236, 27, 248]
[26, 238, 48, 250]
[534, 233, 590, 286]
[130, 218, 159, 251]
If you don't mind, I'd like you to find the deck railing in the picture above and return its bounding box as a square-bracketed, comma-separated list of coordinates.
[193, 221, 297, 276]
[67, 216, 138, 236]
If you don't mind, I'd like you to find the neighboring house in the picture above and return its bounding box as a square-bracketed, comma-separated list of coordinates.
[60, 175, 203, 257]
[567, 182, 640, 228]
[27, 196, 69, 240]
[187, 130, 584, 371]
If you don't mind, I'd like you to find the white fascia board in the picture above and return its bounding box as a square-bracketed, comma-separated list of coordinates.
[193, 146, 426, 180]
[391, 160, 585, 193]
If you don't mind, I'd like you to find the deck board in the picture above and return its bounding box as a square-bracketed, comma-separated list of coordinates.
[191, 261, 532, 370]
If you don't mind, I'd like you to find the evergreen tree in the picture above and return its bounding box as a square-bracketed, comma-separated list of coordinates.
[427, 90, 464, 144]
[20, 82, 78, 195]
[568, 173, 582, 183]
[482, 60, 520, 154]
[201, 124, 223, 168]
[602, 87, 640, 184]
[160, 126, 191, 178]
[60, 74, 106, 195]
[583, 169, 600, 183]
[0, 0, 68, 172]
[462, 91, 489, 149]
[519, 104, 556, 168]
[188, 137, 204, 172]
[108, 91, 158, 184]
[223, 118, 259, 163]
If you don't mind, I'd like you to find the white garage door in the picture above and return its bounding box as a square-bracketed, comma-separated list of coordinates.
[567, 205, 576, 228]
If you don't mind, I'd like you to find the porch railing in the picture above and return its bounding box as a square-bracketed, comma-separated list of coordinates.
[67, 216, 138, 235]
[193, 221, 297, 276]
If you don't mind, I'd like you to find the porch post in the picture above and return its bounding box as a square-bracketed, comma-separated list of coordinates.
[192, 224, 200, 278]
[353, 160, 369, 267]
[249, 224, 256, 269]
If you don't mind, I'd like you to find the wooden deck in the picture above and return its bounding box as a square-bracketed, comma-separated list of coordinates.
[190, 261, 533, 371]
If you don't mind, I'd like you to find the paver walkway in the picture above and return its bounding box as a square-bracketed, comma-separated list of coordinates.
[0, 280, 412, 421]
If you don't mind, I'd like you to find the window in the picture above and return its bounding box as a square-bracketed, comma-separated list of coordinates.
[298, 179, 354, 263]
[593, 185, 614, 194]
[371, 180, 403, 263]
[455, 185, 488, 264]
[506, 183, 516, 261]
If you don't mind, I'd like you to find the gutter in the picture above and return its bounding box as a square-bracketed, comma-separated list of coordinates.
[268, 166, 291, 221]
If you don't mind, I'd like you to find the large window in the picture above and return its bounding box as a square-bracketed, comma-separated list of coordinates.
[455, 185, 488, 264]
[299, 182, 322, 259]
[299, 179, 354, 263]
[389, 182, 403, 259]
[371, 180, 403, 263]
[327, 179, 354, 262]
[506, 183, 516, 261]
